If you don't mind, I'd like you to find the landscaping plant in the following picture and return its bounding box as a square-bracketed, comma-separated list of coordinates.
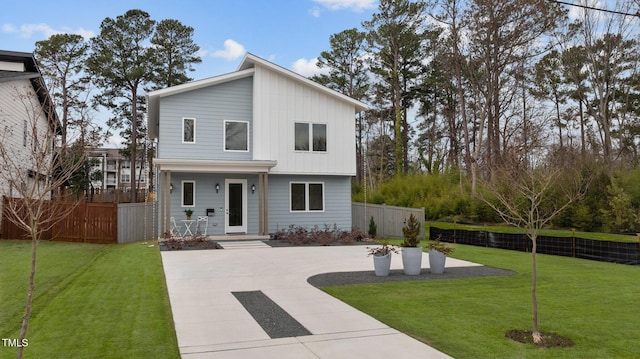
[401, 213, 421, 247]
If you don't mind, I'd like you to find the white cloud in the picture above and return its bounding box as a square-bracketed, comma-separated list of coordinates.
[312, 0, 377, 12]
[1, 23, 94, 39]
[291, 57, 330, 77]
[212, 39, 246, 60]
[309, 6, 322, 17]
[2, 24, 17, 33]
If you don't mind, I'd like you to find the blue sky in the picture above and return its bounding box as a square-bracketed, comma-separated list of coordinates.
[1, 0, 377, 78]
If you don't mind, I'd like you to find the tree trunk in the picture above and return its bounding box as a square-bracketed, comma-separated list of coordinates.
[17, 232, 38, 359]
[531, 233, 542, 344]
[130, 87, 138, 203]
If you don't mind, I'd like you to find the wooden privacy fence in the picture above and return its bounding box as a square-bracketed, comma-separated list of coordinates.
[1, 197, 157, 244]
[352, 202, 425, 239]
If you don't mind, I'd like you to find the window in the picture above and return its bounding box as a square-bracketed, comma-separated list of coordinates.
[23, 119, 27, 147]
[121, 174, 130, 183]
[312, 124, 326, 152]
[294, 123, 309, 151]
[183, 117, 195, 143]
[290, 182, 324, 212]
[294, 123, 326, 152]
[122, 161, 131, 169]
[224, 121, 249, 151]
[182, 181, 195, 207]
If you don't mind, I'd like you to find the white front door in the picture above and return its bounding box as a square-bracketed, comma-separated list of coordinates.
[225, 179, 247, 233]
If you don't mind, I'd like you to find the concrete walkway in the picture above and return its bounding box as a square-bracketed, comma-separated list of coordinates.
[161, 241, 479, 358]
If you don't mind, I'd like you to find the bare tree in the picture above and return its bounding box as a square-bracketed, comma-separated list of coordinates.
[480, 151, 586, 344]
[0, 86, 85, 359]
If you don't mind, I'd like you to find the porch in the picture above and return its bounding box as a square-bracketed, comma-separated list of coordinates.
[155, 159, 277, 237]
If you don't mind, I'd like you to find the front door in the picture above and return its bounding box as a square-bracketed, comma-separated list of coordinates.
[225, 179, 247, 233]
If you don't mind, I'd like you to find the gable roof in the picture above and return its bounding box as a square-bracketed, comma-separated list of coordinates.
[238, 53, 368, 112]
[146, 52, 368, 139]
[0, 50, 60, 133]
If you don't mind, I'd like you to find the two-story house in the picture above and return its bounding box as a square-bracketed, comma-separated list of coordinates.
[147, 53, 367, 236]
[0, 50, 58, 231]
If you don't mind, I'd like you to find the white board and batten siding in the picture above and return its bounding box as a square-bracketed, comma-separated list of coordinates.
[252, 65, 357, 176]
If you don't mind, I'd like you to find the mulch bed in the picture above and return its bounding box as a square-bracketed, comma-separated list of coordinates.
[505, 329, 575, 348]
[159, 238, 223, 251]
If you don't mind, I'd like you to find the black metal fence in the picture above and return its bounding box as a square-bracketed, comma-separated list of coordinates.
[430, 226, 640, 265]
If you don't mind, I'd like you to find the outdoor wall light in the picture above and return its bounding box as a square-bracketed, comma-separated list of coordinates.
[251, 184, 256, 193]
[170, 183, 173, 193]
[215, 183, 220, 193]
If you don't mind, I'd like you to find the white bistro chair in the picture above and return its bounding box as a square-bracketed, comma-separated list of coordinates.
[170, 217, 181, 237]
[196, 216, 209, 235]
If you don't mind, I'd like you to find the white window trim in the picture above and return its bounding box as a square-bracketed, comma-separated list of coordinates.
[181, 180, 196, 207]
[182, 117, 196, 144]
[289, 181, 325, 212]
[223, 120, 250, 152]
[294, 122, 327, 153]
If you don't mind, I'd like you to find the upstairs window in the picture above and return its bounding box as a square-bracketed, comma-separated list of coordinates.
[183, 117, 195, 143]
[294, 123, 326, 152]
[224, 120, 249, 151]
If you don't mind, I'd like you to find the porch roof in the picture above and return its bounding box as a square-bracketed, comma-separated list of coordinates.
[154, 159, 277, 173]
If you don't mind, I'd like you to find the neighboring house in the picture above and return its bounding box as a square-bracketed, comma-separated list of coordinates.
[147, 53, 368, 236]
[88, 148, 150, 191]
[0, 50, 59, 232]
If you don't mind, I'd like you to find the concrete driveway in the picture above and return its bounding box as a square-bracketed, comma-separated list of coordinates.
[161, 241, 477, 358]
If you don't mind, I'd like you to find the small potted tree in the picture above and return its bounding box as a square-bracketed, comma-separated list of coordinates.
[401, 213, 423, 275]
[367, 243, 398, 276]
[428, 237, 455, 274]
[184, 209, 194, 220]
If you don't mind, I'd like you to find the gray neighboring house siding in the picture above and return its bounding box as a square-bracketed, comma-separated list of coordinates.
[158, 76, 253, 161]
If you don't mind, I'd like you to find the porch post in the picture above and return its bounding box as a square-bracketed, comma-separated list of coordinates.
[258, 173, 264, 235]
[263, 173, 268, 235]
[160, 170, 165, 237]
[165, 170, 171, 236]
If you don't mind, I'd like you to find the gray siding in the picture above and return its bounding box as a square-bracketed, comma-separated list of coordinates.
[267, 175, 352, 232]
[165, 173, 352, 235]
[158, 76, 253, 161]
[168, 172, 259, 236]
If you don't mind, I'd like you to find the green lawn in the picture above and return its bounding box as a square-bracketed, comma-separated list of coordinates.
[0, 240, 179, 359]
[322, 243, 640, 358]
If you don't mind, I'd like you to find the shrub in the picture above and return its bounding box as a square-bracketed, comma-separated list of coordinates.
[402, 213, 421, 247]
[368, 216, 377, 238]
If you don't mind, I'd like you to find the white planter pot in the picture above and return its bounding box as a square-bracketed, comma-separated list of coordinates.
[429, 249, 447, 274]
[373, 253, 392, 276]
[401, 247, 423, 275]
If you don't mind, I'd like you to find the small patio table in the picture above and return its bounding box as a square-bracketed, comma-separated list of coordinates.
[181, 219, 196, 236]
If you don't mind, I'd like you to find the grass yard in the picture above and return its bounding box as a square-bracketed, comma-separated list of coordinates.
[322, 243, 640, 358]
[0, 240, 179, 359]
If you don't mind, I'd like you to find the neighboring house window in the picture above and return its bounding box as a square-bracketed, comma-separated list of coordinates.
[224, 120, 249, 151]
[294, 123, 326, 152]
[121, 174, 130, 183]
[182, 180, 195, 207]
[290, 182, 324, 212]
[183, 117, 195, 143]
[23, 119, 27, 147]
[122, 161, 130, 169]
